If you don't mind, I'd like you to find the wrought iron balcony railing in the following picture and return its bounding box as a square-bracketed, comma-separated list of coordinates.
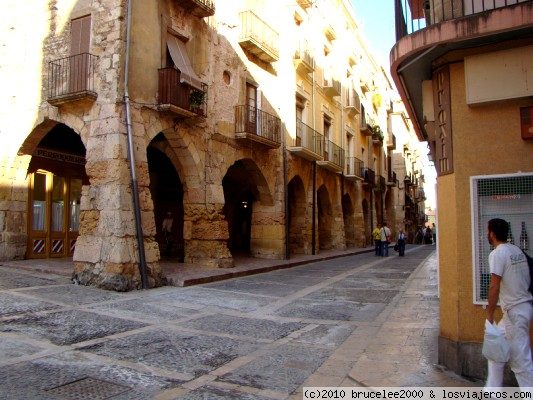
[239, 11, 279, 63]
[235, 105, 281, 145]
[158, 67, 207, 117]
[294, 119, 324, 155]
[395, 0, 533, 40]
[294, 43, 315, 73]
[387, 170, 397, 186]
[345, 88, 361, 115]
[176, 0, 215, 18]
[322, 76, 342, 97]
[345, 157, 364, 179]
[322, 140, 345, 169]
[363, 167, 376, 187]
[387, 133, 397, 150]
[47, 53, 97, 105]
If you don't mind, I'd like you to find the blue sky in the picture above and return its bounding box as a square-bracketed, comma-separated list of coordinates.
[351, 0, 396, 67]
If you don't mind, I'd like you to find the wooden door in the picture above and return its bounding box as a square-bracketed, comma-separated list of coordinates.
[246, 83, 257, 134]
[69, 15, 91, 92]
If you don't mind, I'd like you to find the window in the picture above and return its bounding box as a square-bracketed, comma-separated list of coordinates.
[471, 173, 533, 304]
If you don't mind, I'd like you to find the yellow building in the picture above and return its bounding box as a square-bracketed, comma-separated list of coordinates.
[391, 0, 533, 381]
[0, 0, 423, 290]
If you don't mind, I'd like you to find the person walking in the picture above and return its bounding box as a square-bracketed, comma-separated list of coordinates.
[397, 229, 406, 256]
[485, 218, 533, 388]
[380, 222, 391, 257]
[432, 222, 437, 245]
[372, 223, 382, 256]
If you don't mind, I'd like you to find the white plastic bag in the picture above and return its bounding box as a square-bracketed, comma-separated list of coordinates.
[482, 320, 510, 362]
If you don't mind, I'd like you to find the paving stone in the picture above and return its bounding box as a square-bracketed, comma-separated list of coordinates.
[293, 324, 354, 347]
[185, 315, 306, 340]
[335, 277, 405, 290]
[18, 284, 123, 305]
[0, 292, 60, 317]
[0, 310, 147, 345]
[274, 299, 386, 322]
[0, 336, 43, 360]
[0, 351, 183, 400]
[306, 288, 399, 304]
[203, 280, 305, 297]
[0, 269, 64, 289]
[152, 288, 273, 312]
[218, 344, 331, 393]
[355, 271, 412, 280]
[172, 386, 274, 400]
[79, 330, 261, 378]
[242, 273, 325, 287]
[89, 298, 198, 323]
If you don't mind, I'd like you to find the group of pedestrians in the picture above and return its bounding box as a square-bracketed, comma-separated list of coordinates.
[372, 222, 406, 257]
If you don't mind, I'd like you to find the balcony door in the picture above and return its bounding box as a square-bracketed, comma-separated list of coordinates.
[69, 15, 91, 93]
[28, 171, 82, 258]
[246, 83, 257, 134]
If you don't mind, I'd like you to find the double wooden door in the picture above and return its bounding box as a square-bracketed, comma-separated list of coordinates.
[28, 171, 82, 258]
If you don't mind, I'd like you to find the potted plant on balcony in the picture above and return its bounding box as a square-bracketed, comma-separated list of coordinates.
[189, 89, 205, 112]
[371, 125, 384, 143]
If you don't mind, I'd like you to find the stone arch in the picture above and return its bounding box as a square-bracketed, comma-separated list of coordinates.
[288, 175, 309, 255]
[317, 184, 333, 250]
[342, 193, 356, 248]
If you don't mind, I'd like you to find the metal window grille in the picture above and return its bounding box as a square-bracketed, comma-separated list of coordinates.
[471, 173, 533, 304]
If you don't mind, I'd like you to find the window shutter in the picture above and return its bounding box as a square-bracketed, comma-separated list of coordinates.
[71, 15, 91, 55]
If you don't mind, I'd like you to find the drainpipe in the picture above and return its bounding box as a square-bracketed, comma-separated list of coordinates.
[283, 126, 289, 260]
[311, 69, 316, 255]
[124, 0, 149, 289]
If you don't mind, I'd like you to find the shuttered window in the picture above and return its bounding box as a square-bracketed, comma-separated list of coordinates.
[71, 15, 91, 55]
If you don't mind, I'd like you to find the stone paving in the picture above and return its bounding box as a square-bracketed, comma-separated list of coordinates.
[0, 245, 478, 399]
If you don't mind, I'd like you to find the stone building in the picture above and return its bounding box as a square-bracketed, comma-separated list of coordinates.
[391, 0, 533, 381]
[0, 0, 424, 291]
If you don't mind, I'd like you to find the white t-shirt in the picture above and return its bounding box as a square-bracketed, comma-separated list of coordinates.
[489, 243, 532, 311]
[380, 226, 391, 242]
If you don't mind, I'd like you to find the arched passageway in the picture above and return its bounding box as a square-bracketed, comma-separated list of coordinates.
[288, 175, 307, 255]
[26, 123, 88, 258]
[342, 193, 355, 248]
[317, 185, 333, 250]
[147, 136, 184, 261]
[362, 198, 370, 246]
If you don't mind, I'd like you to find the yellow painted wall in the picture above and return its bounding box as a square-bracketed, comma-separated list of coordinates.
[439, 62, 533, 343]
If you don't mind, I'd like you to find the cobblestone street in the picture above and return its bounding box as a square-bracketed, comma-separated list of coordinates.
[0, 246, 475, 399]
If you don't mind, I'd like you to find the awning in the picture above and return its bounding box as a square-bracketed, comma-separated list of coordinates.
[166, 34, 204, 90]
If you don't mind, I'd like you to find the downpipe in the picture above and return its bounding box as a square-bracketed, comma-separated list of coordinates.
[124, 0, 149, 289]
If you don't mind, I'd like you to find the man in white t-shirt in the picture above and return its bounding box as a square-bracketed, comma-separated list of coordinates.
[486, 218, 533, 388]
[380, 222, 392, 257]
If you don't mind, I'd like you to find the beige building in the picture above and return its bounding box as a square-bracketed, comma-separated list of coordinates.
[0, 0, 423, 291]
[391, 0, 533, 381]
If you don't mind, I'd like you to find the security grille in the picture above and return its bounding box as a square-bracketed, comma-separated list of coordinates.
[471, 173, 533, 304]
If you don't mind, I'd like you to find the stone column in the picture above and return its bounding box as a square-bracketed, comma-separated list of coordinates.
[73, 115, 165, 290]
[183, 203, 233, 268]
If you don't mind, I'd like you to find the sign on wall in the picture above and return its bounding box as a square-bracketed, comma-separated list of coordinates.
[471, 173, 533, 304]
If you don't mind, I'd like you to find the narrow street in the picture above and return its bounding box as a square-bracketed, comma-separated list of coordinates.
[0, 246, 474, 399]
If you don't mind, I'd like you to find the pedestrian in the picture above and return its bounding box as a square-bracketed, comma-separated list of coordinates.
[432, 222, 437, 245]
[161, 211, 174, 257]
[485, 218, 533, 388]
[380, 222, 391, 257]
[424, 226, 432, 244]
[397, 229, 406, 256]
[415, 226, 423, 244]
[372, 223, 382, 256]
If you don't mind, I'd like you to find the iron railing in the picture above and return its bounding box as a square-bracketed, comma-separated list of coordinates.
[158, 67, 207, 117]
[363, 167, 376, 186]
[345, 88, 361, 112]
[48, 53, 97, 100]
[395, 0, 532, 40]
[322, 76, 342, 96]
[295, 119, 324, 155]
[346, 157, 364, 178]
[294, 42, 315, 70]
[235, 105, 281, 144]
[239, 11, 279, 61]
[323, 140, 345, 168]
[376, 175, 387, 192]
[388, 170, 397, 185]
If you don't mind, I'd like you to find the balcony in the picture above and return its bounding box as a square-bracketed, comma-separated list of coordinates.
[375, 175, 387, 192]
[238, 11, 279, 63]
[234, 105, 281, 149]
[322, 76, 341, 97]
[296, 0, 313, 9]
[158, 68, 207, 118]
[47, 53, 97, 106]
[387, 170, 397, 186]
[317, 140, 344, 173]
[387, 133, 397, 150]
[294, 43, 315, 75]
[372, 126, 384, 146]
[415, 187, 426, 202]
[345, 88, 361, 116]
[288, 119, 324, 161]
[360, 107, 372, 135]
[345, 157, 364, 181]
[362, 167, 376, 188]
[175, 0, 215, 18]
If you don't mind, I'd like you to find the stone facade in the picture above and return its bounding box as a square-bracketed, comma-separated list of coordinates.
[0, 0, 424, 290]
